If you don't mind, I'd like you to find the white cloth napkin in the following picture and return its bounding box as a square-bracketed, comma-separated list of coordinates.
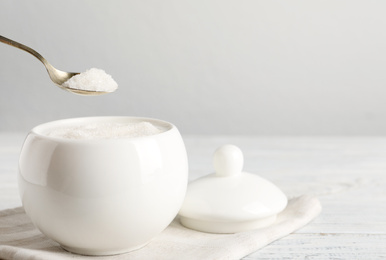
[0, 195, 321, 260]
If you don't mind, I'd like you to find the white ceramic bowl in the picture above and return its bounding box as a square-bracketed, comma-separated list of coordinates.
[18, 116, 188, 255]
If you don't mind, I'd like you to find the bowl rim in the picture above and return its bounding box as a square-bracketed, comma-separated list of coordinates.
[30, 116, 176, 143]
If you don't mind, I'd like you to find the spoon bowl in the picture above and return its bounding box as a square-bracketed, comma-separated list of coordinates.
[0, 35, 110, 96]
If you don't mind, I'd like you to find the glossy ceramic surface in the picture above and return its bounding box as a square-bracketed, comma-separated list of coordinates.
[18, 116, 188, 255]
[179, 145, 287, 233]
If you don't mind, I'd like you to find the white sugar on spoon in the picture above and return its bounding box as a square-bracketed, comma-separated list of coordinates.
[62, 68, 118, 93]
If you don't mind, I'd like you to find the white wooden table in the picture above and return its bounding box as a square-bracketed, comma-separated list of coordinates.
[1, 133, 385, 259]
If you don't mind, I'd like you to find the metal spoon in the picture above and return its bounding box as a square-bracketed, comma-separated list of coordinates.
[0, 35, 109, 96]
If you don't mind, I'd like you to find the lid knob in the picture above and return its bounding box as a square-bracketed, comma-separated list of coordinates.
[213, 144, 244, 177]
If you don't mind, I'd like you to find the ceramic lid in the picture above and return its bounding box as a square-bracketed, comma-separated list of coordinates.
[178, 144, 287, 233]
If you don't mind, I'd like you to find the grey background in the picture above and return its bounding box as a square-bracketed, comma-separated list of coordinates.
[1, 0, 386, 135]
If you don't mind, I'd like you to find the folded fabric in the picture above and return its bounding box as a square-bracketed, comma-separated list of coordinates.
[0, 195, 321, 260]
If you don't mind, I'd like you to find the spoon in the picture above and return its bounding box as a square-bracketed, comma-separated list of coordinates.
[0, 35, 108, 96]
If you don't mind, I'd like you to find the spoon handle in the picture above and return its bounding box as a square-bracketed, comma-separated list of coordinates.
[0, 35, 50, 67]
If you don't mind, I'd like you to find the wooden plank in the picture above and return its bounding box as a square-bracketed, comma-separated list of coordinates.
[245, 233, 386, 259]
